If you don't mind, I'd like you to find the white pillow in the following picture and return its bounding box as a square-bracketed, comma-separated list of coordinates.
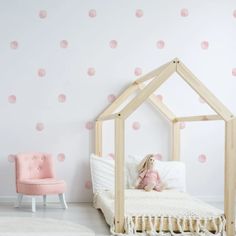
[154, 160, 186, 192]
[90, 153, 114, 193]
[126, 154, 186, 192]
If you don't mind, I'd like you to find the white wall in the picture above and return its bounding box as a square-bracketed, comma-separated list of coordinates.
[0, 0, 235, 202]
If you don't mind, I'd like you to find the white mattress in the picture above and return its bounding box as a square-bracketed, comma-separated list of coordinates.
[94, 189, 225, 235]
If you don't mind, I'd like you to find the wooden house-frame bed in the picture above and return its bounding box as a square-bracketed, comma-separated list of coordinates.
[95, 58, 236, 235]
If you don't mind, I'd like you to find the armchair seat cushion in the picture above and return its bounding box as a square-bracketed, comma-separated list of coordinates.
[17, 178, 66, 195]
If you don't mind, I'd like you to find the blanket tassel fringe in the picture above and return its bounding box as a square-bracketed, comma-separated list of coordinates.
[110, 215, 226, 236]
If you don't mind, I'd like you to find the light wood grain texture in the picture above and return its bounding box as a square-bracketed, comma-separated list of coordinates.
[176, 62, 233, 122]
[224, 118, 236, 236]
[138, 83, 175, 121]
[121, 61, 176, 119]
[96, 113, 119, 121]
[95, 121, 102, 156]
[97, 83, 139, 120]
[114, 118, 125, 233]
[134, 61, 171, 84]
[175, 114, 222, 122]
[172, 122, 180, 161]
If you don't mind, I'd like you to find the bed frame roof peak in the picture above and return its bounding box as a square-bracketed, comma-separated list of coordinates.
[97, 58, 234, 122]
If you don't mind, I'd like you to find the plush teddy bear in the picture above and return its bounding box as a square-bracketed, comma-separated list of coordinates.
[135, 154, 165, 192]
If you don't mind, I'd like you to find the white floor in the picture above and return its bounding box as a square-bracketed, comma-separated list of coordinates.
[0, 201, 225, 236]
[0, 202, 110, 236]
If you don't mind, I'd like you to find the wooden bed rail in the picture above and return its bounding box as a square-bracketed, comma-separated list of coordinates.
[174, 114, 222, 122]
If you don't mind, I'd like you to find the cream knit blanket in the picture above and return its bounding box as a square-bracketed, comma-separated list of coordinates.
[94, 189, 225, 235]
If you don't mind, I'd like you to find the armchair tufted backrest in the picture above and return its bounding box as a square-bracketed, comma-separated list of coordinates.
[15, 153, 56, 185]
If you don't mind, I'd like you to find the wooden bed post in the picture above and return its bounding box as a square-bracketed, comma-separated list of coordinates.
[172, 121, 180, 161]
[95, 121, 102, 156]
[115, 116, 125, 233]
[225, 118, 236, 236]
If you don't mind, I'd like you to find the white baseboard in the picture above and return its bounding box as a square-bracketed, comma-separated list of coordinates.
[0, 195, 60, 203]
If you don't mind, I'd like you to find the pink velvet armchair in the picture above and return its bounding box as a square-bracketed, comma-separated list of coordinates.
[15, 153, 67, 212]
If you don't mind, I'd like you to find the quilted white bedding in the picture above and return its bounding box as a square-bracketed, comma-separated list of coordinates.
[93, 189, 225, 235]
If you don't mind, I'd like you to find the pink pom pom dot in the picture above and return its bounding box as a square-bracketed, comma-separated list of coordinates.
[156, 94, 163, 102]
[85, 121, 94, 130]
[38, 68, 46, 77]
[8, 154, 16, 163]
[39, 10, 47, 19]
[132, 121, 141, 130]
[232, 68, 236, 76]
[57, 153, 65, 162]
[89, 9, 96, 18]
[58, 94, 66, 103]
[198, 154, 207, 163]
[109, 40, 118, 49]
[36, 122, 44, 131]
[135, 9, 143, 18]
[134, 67, 142, 76]
[87, 67, 96, 76]
[108, 153, 115, 160]
[107, 94, 116, 103]
[233, 10, 236, 18]
[10, 41, 18, 49]
[179, 122, 186, 129]
[60, 40, 68, 49]
[154, 153, 162, 160]
[180, 8, 189, 17]
[156, 40, 165, 49]
[8, 95, 16, 104]
[85, 180, 92, 189]
[201, 41, 209, 50]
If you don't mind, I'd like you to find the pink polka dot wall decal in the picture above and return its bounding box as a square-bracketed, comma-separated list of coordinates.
[154, 153, 162, 160]
[85, 121, 94, 130]
[135, 9, 143, 18]
[8, 154, 16, 163]
[87, 67, 96, 76]
[85, 180, 92, 189]
[58, 94, 66, 103]
[108, 153, 115, 160]
[109, 40, 118, 49]
[38, 68, 46, 77]
[232, 68, 236, 76]
[36, 122, 44, 131]
[156, 94, 163, 102]
[89, 9, 96, 18]
[10, 41, 18, 49]
[60, 40, 68, 48]
[198, 154, 207, 163]
[57, 153, 65, 162]
[179, 122, 186, 129]
[156, 40, 165, 49]
[39, 10, 47, 19]
[132, 121, 141, 130]
[8, 95, 16, 104]
[233, 10, 236, 18]
[201, 41, 209, 50]
[134, 67, 142, 76]
[107, 94, 116, 103]
[180, 8, 189, 17]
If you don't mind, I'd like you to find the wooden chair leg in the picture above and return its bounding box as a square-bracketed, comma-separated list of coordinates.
[32, 197, 36, 212]
[43, 195, 47, 206]
[15, 194, 23, 208]
[59, 193, 68, 209]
